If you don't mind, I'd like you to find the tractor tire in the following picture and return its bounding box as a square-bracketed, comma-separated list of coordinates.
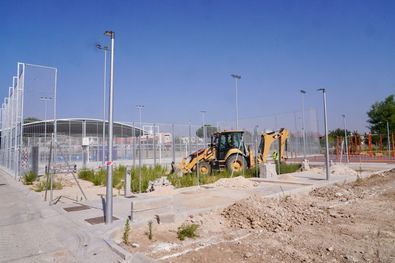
[226, 155, 246, 174]
[196, 161, 211, 176]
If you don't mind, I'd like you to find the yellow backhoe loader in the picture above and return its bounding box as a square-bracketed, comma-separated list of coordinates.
[178, 128, 289, 175]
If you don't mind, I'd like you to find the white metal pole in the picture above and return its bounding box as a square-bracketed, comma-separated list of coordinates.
[300, 90, 307, 160]
[231, 74, 241, 130]
[44, 100, 47, 144]
[136, 105, 144, 193]
[105, 31, 115, 225]
[235, 78, 239, 130]
[102, 48, 107, 166]
[318, 88, 330, 180]
[342, 114, 349, 163]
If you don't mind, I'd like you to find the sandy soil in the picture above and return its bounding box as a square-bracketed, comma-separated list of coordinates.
[120, 169, 395, 262]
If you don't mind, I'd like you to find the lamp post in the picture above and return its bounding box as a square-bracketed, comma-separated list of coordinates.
[342, 114, 349, 163]
[300, 90, 307, 160]
[40, 96, 53, 144]
[136, 105, 144, 193]
[104, 30, 115, 224]
[200, 110, 207, 145]
[317, 88, 330, 180]
[230, 74, 241, 129]
[96, 44, 109, 166]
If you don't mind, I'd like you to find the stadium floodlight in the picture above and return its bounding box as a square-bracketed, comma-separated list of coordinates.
[300, 90, 307, 160]
[96, 43, 109, 166]
[230, 74, 241, 129]
[104, 30, 115, 225]
[317, 88, 330, 180]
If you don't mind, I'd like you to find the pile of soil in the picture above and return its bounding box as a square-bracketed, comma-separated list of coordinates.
[310, 171, 393, 201]
[309, 182, 365, 201]
[211, 176, 258, 189]
[309, 164, 358, 176]
[221, 195, 328, 232]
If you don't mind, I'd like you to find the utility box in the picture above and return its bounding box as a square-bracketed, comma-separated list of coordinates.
[259, 163, 277, 178]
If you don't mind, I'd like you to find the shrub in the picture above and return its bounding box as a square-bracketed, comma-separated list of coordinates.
[33, 178, 63, 192]
[23, 171, 37, 185]
[147, 220, 153, 240]
[122, 219, 131, 245]
[130, 165, 166, 193]
[78, 169, 95, 181]
[177, 223, 199, 241]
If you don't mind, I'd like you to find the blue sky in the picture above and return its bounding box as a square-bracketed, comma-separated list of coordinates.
[0, 0, 394, 132]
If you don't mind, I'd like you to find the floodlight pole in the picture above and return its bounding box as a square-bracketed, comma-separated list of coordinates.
[300, 90, 307, 160]
[136, 105, 144, 193]
[342, 114, 349, 163]
[96, 44, 109, 166]
[231, 74, 241, 129]
[318, 88, 330, 180]
[104, 30, 115, 224]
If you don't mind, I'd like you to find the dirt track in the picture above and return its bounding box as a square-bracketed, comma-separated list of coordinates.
[166, 169, 395, 262]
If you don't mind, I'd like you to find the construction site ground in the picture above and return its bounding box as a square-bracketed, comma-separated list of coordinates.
[4, 162, 394, 262]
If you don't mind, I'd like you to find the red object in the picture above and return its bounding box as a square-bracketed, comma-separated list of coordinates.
[106, 161, 113, 166]
[368, 134, 373, 157]
[379, 134, 383, 153]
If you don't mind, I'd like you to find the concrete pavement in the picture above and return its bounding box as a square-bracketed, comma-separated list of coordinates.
[0, 169, 121, 263]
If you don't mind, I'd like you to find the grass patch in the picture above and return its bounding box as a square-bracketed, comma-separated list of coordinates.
[276, 162, 301, 174]
[177, 223, 199, 241]
[23, 171, 37, 185]
[78, 165, 166, 193]
[168, 168, 255, 188]
[33, 178, 63, 192]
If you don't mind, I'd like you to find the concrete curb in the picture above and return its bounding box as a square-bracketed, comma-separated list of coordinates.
[104, 239, 132, 261]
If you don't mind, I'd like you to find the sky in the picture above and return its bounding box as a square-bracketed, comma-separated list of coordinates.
[0, 0, 394, 133]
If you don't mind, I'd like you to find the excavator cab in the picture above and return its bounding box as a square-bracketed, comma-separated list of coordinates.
[214, 131, 245, 160]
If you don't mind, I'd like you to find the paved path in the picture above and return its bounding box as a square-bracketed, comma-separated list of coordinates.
[0, 170, 121, 263]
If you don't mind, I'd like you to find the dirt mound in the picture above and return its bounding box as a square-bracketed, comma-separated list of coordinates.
[221, 195, 328, 232]
[309, 184, 364, 201]
[308, 164, 358, 176]
[211, 176, 258, 189]
[310, 169, 395, 201]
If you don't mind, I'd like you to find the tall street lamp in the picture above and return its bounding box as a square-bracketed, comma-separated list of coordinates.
[104, 30, 115, 224]
[317, 88, 330, 180]
[200, 110, 207, 145]
[231, 74, 241, 129]
[300, 90, 307, 160]
[136, 105, 144, 193]
[40, 96, 53, 144]
[342, 114, 349, 163]
[96, 44, 109, 166]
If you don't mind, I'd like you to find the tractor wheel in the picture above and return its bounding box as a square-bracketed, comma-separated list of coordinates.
[197, 161, 211, 176]
[226, 155, 246, 174]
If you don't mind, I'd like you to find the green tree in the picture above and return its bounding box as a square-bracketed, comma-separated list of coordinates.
[196, 125, 218, 138]
[367, 95, 395, 135]
[329, 128, 351, 138]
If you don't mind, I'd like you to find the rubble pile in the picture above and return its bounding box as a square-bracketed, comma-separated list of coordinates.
[222, 195, 328, 232]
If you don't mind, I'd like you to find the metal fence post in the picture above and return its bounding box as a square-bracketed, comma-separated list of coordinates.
[153, 123, 157, 166]
[188, 122, 192, 155]
[132, 122, 136, 167]
[172, 123, 175, 163]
